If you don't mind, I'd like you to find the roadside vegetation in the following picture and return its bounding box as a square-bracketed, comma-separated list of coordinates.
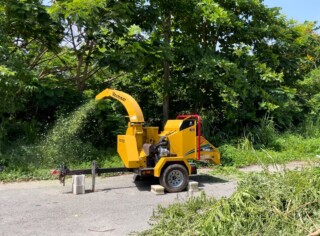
[140, 168, 320, 236]
[0, 112, 319, 182]
[218, 116, 320, 168]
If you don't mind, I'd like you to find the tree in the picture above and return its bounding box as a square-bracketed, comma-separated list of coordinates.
[0, 0, 65, 151]
[48, 0, 149, 92]
[0, 0, 63, 116]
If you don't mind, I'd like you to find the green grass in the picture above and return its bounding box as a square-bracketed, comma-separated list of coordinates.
[220, 133, 320, 168]
[0, 150, 123, 182]
[210, 166, 244, 179]
[0, 169, 56, 182]
[140, 168, 320, 236]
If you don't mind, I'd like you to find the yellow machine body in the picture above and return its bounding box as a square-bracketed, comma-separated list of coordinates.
[158, 119, 220, 165]
[95, 88, 220, 177]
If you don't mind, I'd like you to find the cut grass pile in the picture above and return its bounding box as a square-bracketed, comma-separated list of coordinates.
[140, 168, 320, 236]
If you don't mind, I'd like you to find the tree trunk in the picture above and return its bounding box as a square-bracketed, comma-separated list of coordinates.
[162, 10, 171, 125]
[163, 60, 170, 123]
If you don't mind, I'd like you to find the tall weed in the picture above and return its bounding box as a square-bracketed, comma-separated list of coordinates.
[300, 115, 320, 138]
[220, 133, 320, 167]
[252, 115, 280, 150]
[219, 114, 320, 167]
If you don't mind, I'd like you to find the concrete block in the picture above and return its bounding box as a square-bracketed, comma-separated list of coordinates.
[72, 175, 85, 194]
[188, 181, 199, 192]
[151, 185, 165, 195]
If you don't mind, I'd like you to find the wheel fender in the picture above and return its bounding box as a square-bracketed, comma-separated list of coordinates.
[154, 157, 191, 177]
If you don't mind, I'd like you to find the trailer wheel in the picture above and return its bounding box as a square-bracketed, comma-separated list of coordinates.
[160, 164, 189, 193]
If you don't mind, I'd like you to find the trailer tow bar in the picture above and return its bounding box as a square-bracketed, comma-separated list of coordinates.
[51, 161, 132, 192]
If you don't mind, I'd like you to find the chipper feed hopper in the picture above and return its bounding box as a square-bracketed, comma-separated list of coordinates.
[55, 88, 220, 193]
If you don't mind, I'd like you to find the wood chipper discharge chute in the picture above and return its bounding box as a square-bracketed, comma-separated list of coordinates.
[96, 88, 147, 169]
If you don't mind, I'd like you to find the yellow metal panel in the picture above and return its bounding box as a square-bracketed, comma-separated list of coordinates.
[167, 131, 183, 156]
[181, 124, 197, 158]
[153, 157, 191, 177]
[183, 136, 221, 164]
[164, 123, 197, 159]
[138, 149, 147, 168]
[117, 135, 140, 168]
[163, 120, 183, 131]
[143, 127, 159, 144]
[199, 136, 221, 165]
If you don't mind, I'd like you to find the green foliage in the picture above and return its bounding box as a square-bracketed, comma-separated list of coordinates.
[297, 68, 320, 117]
[1, 0, 320, 149]
[214, 114, 320, 167]
[0, 99, 125, 180]
[140, 168, 320, 236]
[219, 133, 320, 167]
[210, 166, 243, 178]
[0, 149, 122, 182]
[47, 0, 147, 92]
[129, 0, 320, 132]
[300, 116, 320, 138]
[1, 0, 63, 50]
[0, 168, 56, 182]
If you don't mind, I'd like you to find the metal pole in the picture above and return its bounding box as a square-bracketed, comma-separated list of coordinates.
[92, 161, 96, 192]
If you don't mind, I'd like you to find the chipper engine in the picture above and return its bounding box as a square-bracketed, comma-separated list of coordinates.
[54, 88, 220, 193]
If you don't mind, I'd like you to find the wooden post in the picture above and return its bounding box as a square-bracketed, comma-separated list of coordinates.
[92, 161, 96, 192]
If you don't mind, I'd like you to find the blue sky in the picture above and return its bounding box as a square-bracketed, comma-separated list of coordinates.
[42, 0, 320, 25]
[263, 0, 320, 24]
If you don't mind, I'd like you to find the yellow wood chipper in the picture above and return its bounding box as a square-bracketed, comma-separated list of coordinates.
[54, 88, 220, 193]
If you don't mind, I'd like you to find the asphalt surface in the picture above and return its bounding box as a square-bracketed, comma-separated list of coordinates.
[0, 171, 236, 236]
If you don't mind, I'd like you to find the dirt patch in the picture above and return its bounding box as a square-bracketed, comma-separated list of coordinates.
[239, 160, 318, 173]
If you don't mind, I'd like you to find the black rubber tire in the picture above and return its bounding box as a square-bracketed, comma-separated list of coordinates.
[159, 164, 189, 193]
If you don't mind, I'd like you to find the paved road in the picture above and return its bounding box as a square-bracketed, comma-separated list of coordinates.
[0, 171, 236, 236]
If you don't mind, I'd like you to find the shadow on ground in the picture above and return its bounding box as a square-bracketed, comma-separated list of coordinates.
[190, 174, 228, 187]
[62, 173, 229, 194]
[134, 176, 160, 191]
[134, 173, 229, 192]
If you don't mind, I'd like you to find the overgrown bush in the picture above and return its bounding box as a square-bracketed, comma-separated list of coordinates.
[0, 99, 125, 181]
